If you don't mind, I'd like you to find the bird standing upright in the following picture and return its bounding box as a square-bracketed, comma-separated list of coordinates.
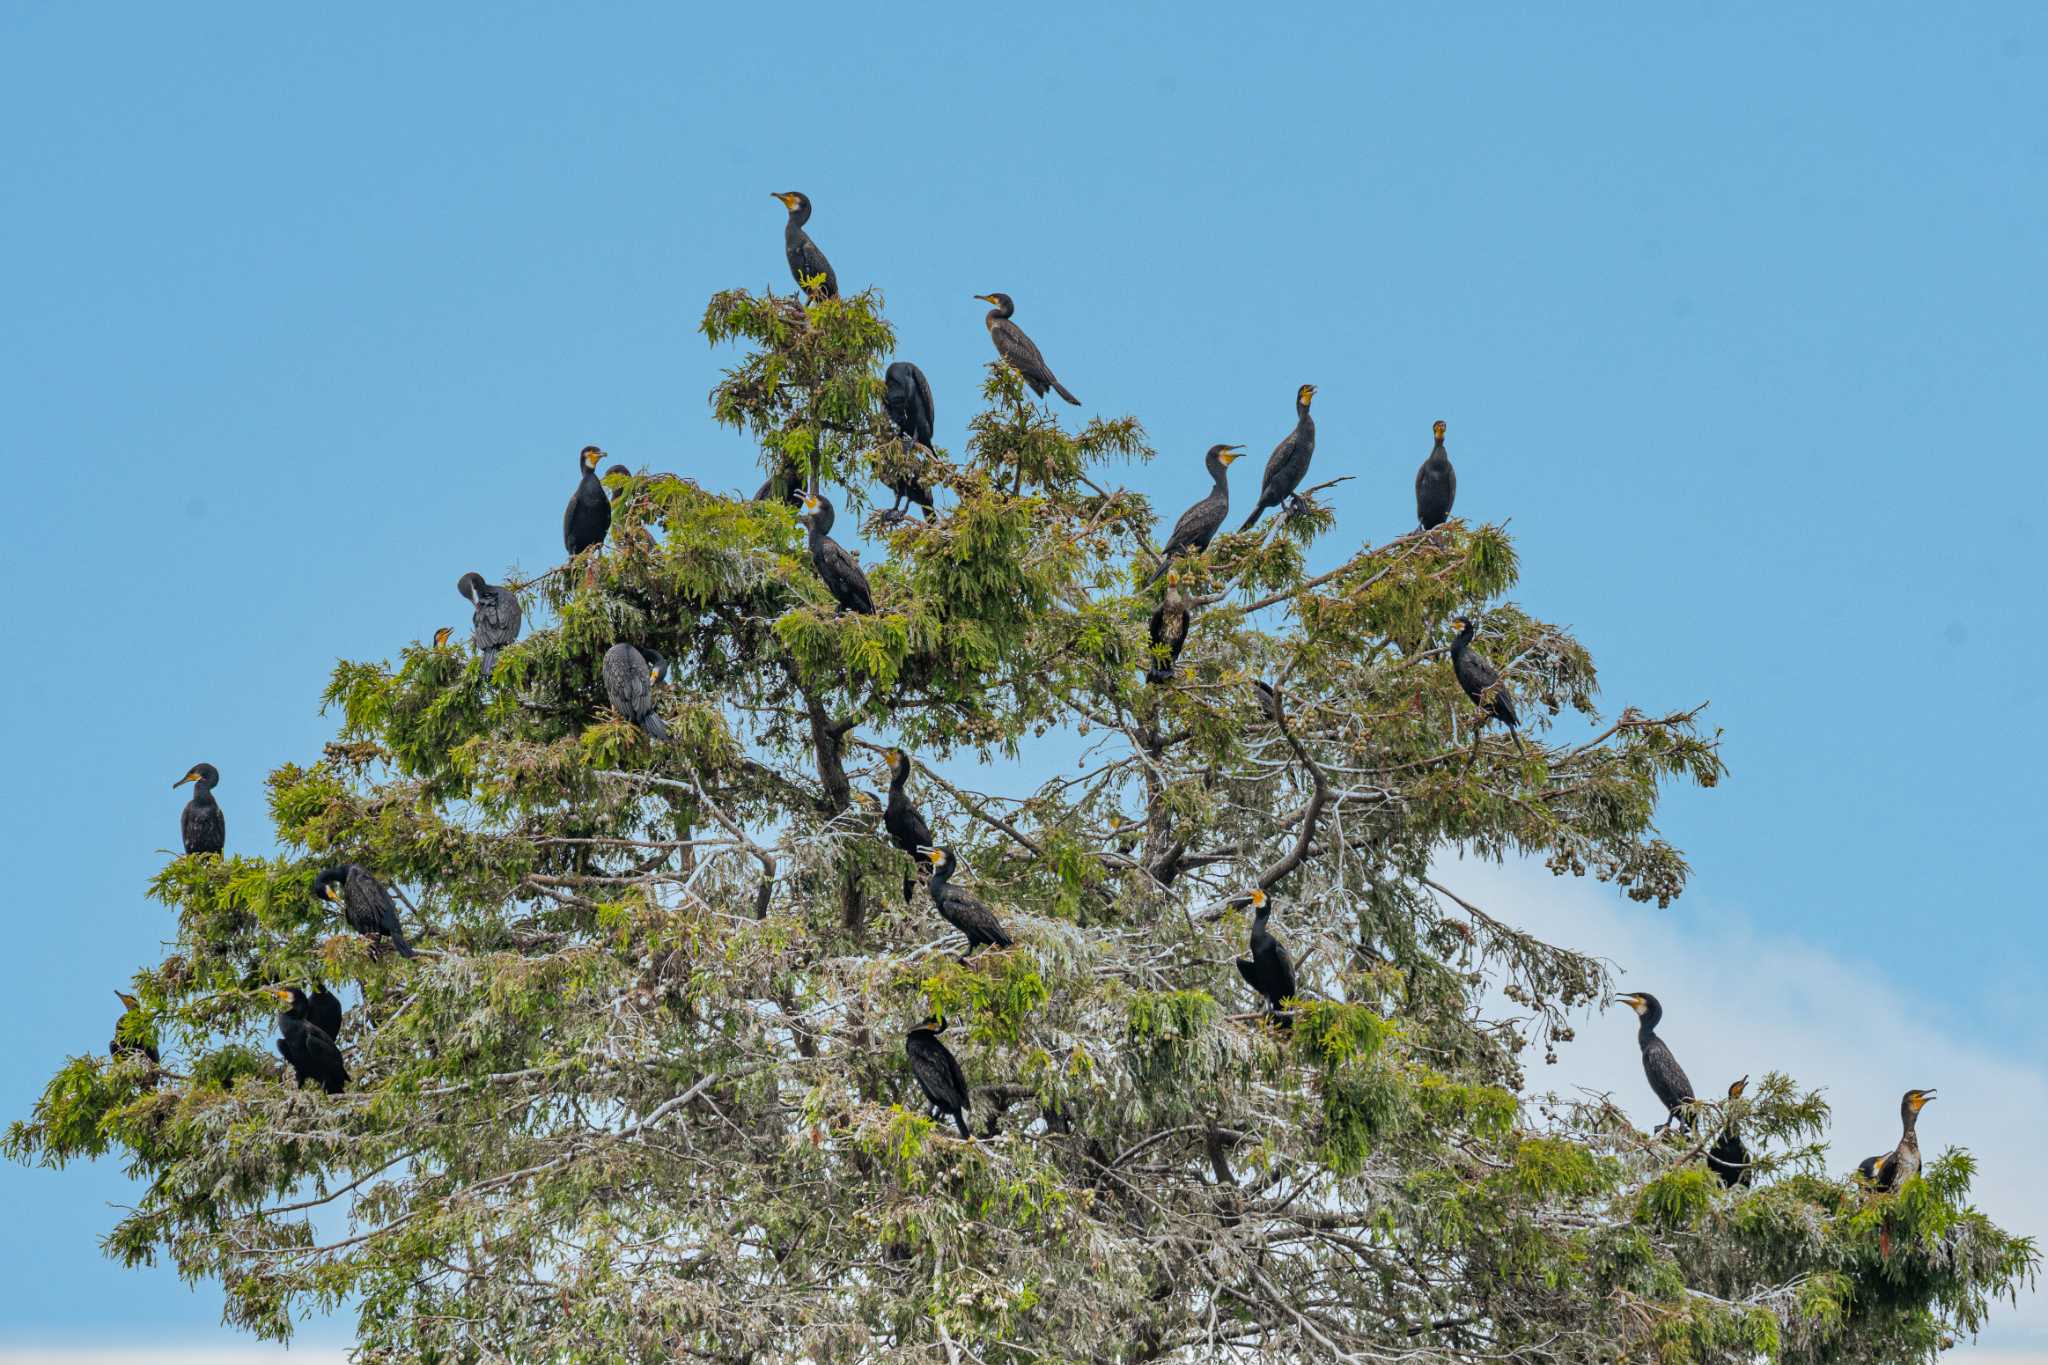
[564, 445, 612, 557]
[1145, 444, 1244, 587]
[602, 643, 672, 740]
[172, 763, 224, 856]
[1615, 992, 1696, 1131]
[883, 360, 935, 449]
[800, 491, 875, 614]
[974, 293, 1079, 405]
[1238, 385, 1317, 531]
[1144, 570, 1191, 684]
[773, 192, 837, 301]
[880, 748, 935, 904]
[313, 865, 418, 958]
[1233, 888, 1297, 1025]
[456, 573, 522, 675]
[272, 987, 347, 1094]
[1866, 1088, 1937, 1191]
[920, 846, 1013, 960]
[1415, 420, 1457, 530]
[110, 990, 159, 1066]
[905, 1017, 972, 1139]
[1448, 616, 1525, 753]
[1706, 1076, 1753, 1188]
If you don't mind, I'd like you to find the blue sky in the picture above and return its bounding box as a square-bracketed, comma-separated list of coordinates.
[2, 2, 2043, 1355]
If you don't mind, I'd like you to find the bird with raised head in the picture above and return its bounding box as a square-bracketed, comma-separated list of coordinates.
[879, 748, 934, 903]
[1864, 1088, 1937, 1192]
[905, 1016, 971, 1139]
[919, 846, 1013, 960]
[1233, 888, 1297, 1026]
[799, 490, 875, 614]
[110, 990, 159, 1066]
[272, 986, 347, 1094]
[564, 445, 612, 557]
[457, 573, 522, 675]
[772, 191, 838, 301]
[1448, 616, 1525, 753]
[602, 643, 671, 740]
[1706, 1076, 1753, 1187]
[1615, 992, 1696, 1131]
[1144, 569, 1191, 684]
[172, 763, 224, 856]
[313, 865, 417, 958]
[1238, 384, 1317, 532]
[1145, 444, 1243, 587]
[1416, 420, 1457, 531]
[974, 293, 1079, 405]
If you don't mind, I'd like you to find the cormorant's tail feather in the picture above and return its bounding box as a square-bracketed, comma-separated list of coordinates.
[391, 928, 418, 960]
[1237, 506, 1267, 534]
[1510, 726, 1527, 755]
[1143, 558, 1171, 589]
[481, 648, 499, 676]
[902, 876, 916, 904]
[952, 1110, 972, 1140]
[642, 714, 672, 741]
[1052, 381, 1081, 406]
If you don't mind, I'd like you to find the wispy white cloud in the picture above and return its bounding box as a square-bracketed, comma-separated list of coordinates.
[1439, 857, 2047, 1361]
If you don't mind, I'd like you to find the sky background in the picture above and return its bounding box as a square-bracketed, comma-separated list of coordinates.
[2, 1, 2043, 1357]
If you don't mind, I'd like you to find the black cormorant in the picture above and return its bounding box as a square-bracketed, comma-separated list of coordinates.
[974, 293, 1079, 405]
[272, 987, 347, 1094]
[457, 573, 522, 674]
[1449, 616, 1526, 753]
[432, 627, 454, 650]
[881, 748, 934, 903]
[1615, 992, 1695, 1131]
[313, 865, 418, 958]
[1869, 1088, 1936, 1191]
[306, 984, 343, 1042]
[905, 1016, 971, 1139]
[110, 990, 159, 1066]
[1233, 888, 1297, 1025]
[1416, 420, 1457, 531]
[1855, 1153, 1887, 1185]
[1145, 444, 1244, 587]
[1145, 570, 1190, 684]
[772, 192, 838, 301]
[1237, 384, 1317, 532]
[799, 491, 875, 614]
[564, 445, 612, 557]
[884, 360, 935, 448]
[1706, 1075, 1753, 1188]
[172, 763, 224, 856]
[920, 846, 1014, 960]
[602, 643, 672, 740]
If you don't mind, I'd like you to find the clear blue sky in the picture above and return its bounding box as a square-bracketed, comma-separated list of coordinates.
[4, 2, 2043, 1354]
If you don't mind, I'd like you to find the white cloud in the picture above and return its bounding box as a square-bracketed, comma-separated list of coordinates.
[1439, 857, 2048, 1361]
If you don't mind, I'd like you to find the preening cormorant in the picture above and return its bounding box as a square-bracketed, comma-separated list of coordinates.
[1145, 570, 1190, 684]
[172, 763, 224, 856]
[1416, 420, 1457, 531]
[1867, 1088, 1937, 1191]
[457, 573, 522, 674]
[799, 491, 875, 614]
[305, 984, 343, 1042]
[772, 192, 838, 301]
[881, 748, 934, 904]
[313, 865, 418, 958]
[974, 293, 1079, 405]
[1616, 992, 1695, 1131]
[920, 846, 1014, 960]
[1449, 616, 1525, 753]
[602, 642, 672, 740]
[564, 445, 612, 557]
[905, 1016, 972, 1139]
[1237, 384, 1317, 532]
[1233, 888, 1297, 1025]
[110, 990, 159, 1066]
[884, 360, 935, 448]
[272, 987, 347, 1094]
[1145, 444, 1244, 587]
[1707, 1075, 1753, 1188]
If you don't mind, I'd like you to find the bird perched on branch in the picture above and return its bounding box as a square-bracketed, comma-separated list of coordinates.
[1707, 1076, 1753, 1187]
[602, 643, 671, 740]
[172, 763, 224, 856]
[1416, 420, 1457, 531]
[1615, 992, 1694, 1131]
[1449, 616, 1525, 753]
[564, 445, 612, 557]
[1238, 385, 1317, 532]
[880, 748, 934, 903]
[313, 865, 418, 958]
[456, 573, 522, 675]
[1146, 444, 1243, 587]
[905, 1016, 971, 1139]
[974, 293, 1079, 405]
[800, 490, 875, 614]
[879, 361, 937, 521]
[772, 191, 837, 301]
[1233, 888, 1297, 1026]
[1144, 570, 1191, 684]
[272, 987, 347, 1094]
[1860, 1088, 1937, 1192]
[920, 846, 1013, 960]
[110, 990, 158, 1066]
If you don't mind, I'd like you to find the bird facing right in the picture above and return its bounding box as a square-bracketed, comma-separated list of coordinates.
[1145, 444, 1244, 587]
[1238, 384, 1317, 532]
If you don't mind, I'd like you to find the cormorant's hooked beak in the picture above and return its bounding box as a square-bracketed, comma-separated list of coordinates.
[1915, 1089, 1938, 1107]
[1220, 444, 1245, 464]
[173, 772, 196, 788]
[115, 990, 139, 1009]
[972, 294, 996, 303]
[918, 846, 946, 865]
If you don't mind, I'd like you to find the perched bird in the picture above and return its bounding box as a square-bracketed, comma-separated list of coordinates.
[1867, 1088, 1937, 1192]
[1145, 444, 1244, 587]
[1706, 1075, 1753, 1188]
[602, 642, 672, 740]
[1144, 570, 1191, 684]
[905, 1016, 971, 1139]
[920, 846, 1014, 960]
[564, 445, 613, 557]
[1233, 888, 1297, 1025]
[772, 191, 838, 300]
[1415, 420, 1457, 531]
[456, 573, 522, 674]
[172, 763, 225, 856]
[1449, 616, 1526, 753]
[974, 293, 1079, 405]
[305, 984, 343, 1042]
[1855, 1154, 1888, 1185]
[432, 627, 454, 649]
[1615, 992, 1695, 1132]
[884, 360, 935, 448]
[880, 748, 934, 903]
[1237, 384, 1318, 532]
[312, 865, 418, 958]
[110, 990, 159, 1066]
[799, 491, 875, 614]
[272, 987, 347, 1094]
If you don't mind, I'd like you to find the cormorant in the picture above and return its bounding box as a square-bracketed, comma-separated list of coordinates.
[974, 293, 1079, 405]
[1145, 444, 1244, 587]
[1615, 992, 1695, 1131]
[905, 1016, 971, 1139]
[602, 642, 672, 740]
[1855, 1154, 1887, 1185]
[1416, 420, 1457, 531]
[457, 573, 522, 674]
[1144, 570, 1190, 684]
[313, 865, 418, 958]
[1449, 616, 1526, 753]
[920, 846, 1013, 960]
[1233, 888, 1297, 1025]
[306, 984, 343, 1042]
[432, 627, 454, 649]
[271, 987, 347, 1094]
[1867, 1088, 1937, 1191]
[799, 491, 875, 614]
[772, 192, 838, 301]
[172, 763, 224, 856]
[1707, 1075, 1753, 1188]
[1237, 384, 1317, 532]
[110, 990, 158, 1066]
[564, 445, 612, 557]
[884, 360, 935, 448]
[881, 748, 934, 903]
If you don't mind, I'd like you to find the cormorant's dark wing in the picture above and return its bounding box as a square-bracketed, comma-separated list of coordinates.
[906, 1032, 969, 1138]
[346, 866, 415, 958]
[308, 988, 343, 1041]
[1707, 1128, 1751, 1187]
[181, 803, 225, 855]
[910, 364, 935, 445]
[1416, 452, 1457, 529]
[938, 887, 1012, 948]
[1163, 490, 1229, 560]
[884, 799, 933, 858]
[812, 537, 874, 614]
[565, 477, 612, 555]
[603, 645, 655, 723]
[787, 229, 837, 299]
[1258, 429, 1310, 508]
[1641, 1036, 1695, 1118]
[474, 585, 522, 650]
[282, 1020, 349, 1094]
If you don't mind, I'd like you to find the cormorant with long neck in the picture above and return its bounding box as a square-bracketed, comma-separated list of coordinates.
[799, 490, 875, 614]
[1449, 616, 1526, 753]
[110, 990, 159, 1066]
[974, 293, 1079, 405]
[313, 865, 417, 958]
[172, 763, 224, 855]
[564, 445, 612, 557]
[880, 748, 934, 903]
[772, 192, 837, 300]
[456, 573, 522, 675]
[602, 643, 671, 740]
[1145, 444, 1244, 587]
[1615, 992, 1695, 1131]
[1237, 385, 1317, 531]
[905, 1016, 971, 1139]
[271, 987, 347, 1094]
[1864, 1088, 1937, 1191]
[1233, 888, 1297, 1026]
[1416, 420, 1457, 530]
[1707, 1076, 1753, 1187]
[920, 846, 1013, 960]
[1144, 569, 1191, 684]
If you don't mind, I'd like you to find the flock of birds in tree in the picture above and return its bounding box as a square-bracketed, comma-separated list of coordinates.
[107, 191, 1936, 1193]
